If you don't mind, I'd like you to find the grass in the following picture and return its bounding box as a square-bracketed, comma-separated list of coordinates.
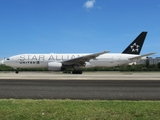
[0, 99, 160, 120]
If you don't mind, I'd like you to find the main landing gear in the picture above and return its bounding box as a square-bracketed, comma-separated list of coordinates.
[72, 65, 83, 74]
[72, 70, 82, 74]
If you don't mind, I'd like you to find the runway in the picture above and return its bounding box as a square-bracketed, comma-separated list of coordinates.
[0, 71, 160, 80]
[0, 72, 160, 100]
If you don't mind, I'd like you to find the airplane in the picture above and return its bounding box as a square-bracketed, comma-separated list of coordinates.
[0, 31, 155, 74]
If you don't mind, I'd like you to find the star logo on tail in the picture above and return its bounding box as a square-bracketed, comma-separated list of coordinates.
[130, 43, 140, 52]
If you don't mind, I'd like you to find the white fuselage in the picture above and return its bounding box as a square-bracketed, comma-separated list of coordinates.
[3, 53, 142, 70]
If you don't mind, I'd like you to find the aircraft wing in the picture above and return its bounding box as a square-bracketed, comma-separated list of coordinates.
[129, 52, 156, 61]
[62, 51, 109, 66]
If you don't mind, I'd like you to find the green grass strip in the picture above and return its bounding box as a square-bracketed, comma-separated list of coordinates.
[0, 99, 160, 120]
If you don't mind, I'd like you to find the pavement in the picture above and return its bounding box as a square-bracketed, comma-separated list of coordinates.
[0, 71, 160, 80]
[0, 72, 160, 100]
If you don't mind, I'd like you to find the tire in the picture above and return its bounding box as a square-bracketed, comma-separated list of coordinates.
[72, 71, 83, 74]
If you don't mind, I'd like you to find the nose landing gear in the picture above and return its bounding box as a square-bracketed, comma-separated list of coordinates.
[14, 68, 19, 74]
[15, 70, 19, 74]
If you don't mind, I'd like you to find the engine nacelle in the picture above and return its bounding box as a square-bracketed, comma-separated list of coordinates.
[141, 56, 148, 60]
[48, 62, 62, 71]
[84, 62, 92, 68]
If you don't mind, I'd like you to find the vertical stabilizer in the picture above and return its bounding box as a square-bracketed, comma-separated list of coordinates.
[122, 32, 147, 55]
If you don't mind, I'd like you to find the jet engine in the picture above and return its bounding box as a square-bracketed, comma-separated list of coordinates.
[84, 62, 92, 68]
[48, 62, 62, 71]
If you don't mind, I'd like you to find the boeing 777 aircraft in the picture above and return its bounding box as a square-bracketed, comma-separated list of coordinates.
[0, 32, 155, 74]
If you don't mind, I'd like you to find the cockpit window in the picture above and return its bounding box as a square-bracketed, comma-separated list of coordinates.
[7, 58, 10, 60]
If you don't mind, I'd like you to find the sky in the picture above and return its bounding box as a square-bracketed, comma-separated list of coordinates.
[0, 0, 160, 58]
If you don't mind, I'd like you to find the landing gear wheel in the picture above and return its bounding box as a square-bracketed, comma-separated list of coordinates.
[72, 71, 75, 74]
[72, 71, 83, 74]
[63, 71, 72, 74]
[15, 70, 19, 74]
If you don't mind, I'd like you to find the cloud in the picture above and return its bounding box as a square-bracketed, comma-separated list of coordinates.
[83, 0, 96, 9]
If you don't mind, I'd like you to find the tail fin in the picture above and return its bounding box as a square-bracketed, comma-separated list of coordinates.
[122, 32, 147, 55]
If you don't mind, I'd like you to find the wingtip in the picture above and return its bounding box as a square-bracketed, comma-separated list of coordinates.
[151, 52, 156, 55]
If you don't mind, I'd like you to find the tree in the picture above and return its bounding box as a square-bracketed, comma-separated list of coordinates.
[158, 62, 160, 69]
[145, 59, 150, 68]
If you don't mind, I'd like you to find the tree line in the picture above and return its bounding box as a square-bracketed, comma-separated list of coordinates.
[0, 62, 160, 72]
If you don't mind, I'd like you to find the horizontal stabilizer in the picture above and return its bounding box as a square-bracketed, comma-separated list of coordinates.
[129, 52, 156, 61]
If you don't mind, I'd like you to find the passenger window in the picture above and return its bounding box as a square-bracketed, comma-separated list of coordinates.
[37, 61, 40, 64]
[7, 58, 10, 60]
